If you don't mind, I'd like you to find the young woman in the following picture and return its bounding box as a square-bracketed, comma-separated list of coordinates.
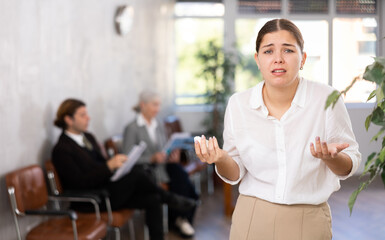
[194, 19, 361, 240]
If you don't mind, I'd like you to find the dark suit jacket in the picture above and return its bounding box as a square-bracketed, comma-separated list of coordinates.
[52, 132, 112, 190]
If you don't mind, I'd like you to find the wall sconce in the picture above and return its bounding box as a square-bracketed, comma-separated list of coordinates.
[115, 5, 134, 36]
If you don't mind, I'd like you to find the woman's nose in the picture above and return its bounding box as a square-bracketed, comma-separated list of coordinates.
[274, 52, 284, 63]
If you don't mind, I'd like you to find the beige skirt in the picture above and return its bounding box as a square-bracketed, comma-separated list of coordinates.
[230, 194, 332, 240]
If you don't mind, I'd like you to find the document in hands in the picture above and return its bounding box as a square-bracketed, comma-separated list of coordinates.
[110, 141, 147, 182]
[163, 132, 194, 154]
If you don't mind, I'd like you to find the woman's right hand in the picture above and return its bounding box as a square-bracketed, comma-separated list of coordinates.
[151, 152, 167, 164]
[194, 135, 227, 164]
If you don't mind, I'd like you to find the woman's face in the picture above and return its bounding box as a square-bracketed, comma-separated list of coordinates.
[141, 97, 161, 120]
[254, 30, 306, 89]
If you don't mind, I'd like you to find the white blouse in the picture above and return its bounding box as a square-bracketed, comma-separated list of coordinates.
[217, 78, 361, 205]
[137, 113, 158, 144]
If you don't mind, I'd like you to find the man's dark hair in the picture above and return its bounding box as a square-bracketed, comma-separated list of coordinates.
[54, 98, 86, 130]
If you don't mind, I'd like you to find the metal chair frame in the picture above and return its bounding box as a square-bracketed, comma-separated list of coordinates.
[46, 164, 136, 240]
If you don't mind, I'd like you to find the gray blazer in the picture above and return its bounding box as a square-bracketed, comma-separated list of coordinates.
[122, 118, 169, 183]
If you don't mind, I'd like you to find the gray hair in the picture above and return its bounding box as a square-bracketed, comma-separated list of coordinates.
[132, 90, 160, 113]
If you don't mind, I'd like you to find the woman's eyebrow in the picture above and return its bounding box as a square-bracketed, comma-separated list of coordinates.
[283, 43, 296, 47]
[261, 43, 273, 49]
[261, 43, 296, 48]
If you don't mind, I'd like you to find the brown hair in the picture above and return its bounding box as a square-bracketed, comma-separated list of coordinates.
[256, 19, 304, 53]
[54, 98, 85, 130]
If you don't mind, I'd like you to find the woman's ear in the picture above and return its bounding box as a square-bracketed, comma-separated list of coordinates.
[301, 52, 307, 69]
[254, 52, 260, 69]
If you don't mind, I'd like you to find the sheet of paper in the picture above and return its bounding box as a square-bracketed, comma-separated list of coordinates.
[110, 141, 147, 182]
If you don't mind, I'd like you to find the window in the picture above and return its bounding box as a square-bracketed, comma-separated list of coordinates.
[238, 0, 281, 14]
[235, 19, 268, 91]
[333, 18, 377, 102]
[174, 2, 224, 105]
[174, 0, 380, 105]
[288, 0, 328, 13]
[336, 0, 376, 14]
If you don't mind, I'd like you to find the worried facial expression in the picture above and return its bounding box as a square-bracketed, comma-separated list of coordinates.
[255, 30, 307, 89]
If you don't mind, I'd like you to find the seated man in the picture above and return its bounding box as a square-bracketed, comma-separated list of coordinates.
[52, 98, 195, 240]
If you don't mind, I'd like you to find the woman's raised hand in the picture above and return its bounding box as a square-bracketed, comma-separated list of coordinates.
[310, 136, 349, 160]
[194, 135, 226, 164]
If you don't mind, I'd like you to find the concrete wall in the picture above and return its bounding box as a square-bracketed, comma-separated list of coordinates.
[0, 0, 174, 239]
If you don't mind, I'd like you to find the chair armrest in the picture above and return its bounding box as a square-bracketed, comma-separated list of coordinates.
[56, 191, 103, 203]
[65, 188, 114, 225]
[48, 195, 101, 220]
[54, 188, 113, 224]
[25, 209, 78, 220]
[63, 189, 110, 199]
[72, 189, 113, 225]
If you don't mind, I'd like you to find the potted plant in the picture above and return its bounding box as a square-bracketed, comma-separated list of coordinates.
[195, 39, 236, 146]
[326, 56, 385, 214]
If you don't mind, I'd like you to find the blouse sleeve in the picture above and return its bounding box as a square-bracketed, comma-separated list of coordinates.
[215, 96, 247, 185]
[326, 96, 362, 180]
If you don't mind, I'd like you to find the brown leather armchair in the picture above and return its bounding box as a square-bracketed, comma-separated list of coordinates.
[5, 164, 107, 240]
[44, 160, 136, 240]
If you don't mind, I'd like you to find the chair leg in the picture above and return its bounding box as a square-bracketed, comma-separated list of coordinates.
[113, 227, 120, 240]
[193, 172, 201, 195]
[8, 187, 23, 240]
[144, 224, 150, 240]
[71, 219, 79, 240]
[128, 219, 135, 240]
[207, 164, 214, 195]
[162, 204, 168, 233]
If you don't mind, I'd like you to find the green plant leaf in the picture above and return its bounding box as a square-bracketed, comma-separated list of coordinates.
[365, 114, 373, 131]
[364, 152, 377, 172]
[363, 60, 385, 84]
[349, 182, 366, 215]
[367, 89, 377, 102]
[377, 84, 385, 105]
[371, 107, 384, 126]
[324, 90, 341, 110]
[371, 129, 385, 142]
[379, 147, 385, 162]
[374, 57, 385, 67]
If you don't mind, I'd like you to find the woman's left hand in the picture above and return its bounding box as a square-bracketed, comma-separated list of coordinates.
[310, 136, 349, 160]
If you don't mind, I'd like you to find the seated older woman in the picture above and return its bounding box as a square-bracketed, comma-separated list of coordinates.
[122, 90, 199, 238]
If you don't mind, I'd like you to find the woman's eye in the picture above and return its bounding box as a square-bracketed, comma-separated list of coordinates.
[263, 50, 272, 54]
[284, 49, 294, 53]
